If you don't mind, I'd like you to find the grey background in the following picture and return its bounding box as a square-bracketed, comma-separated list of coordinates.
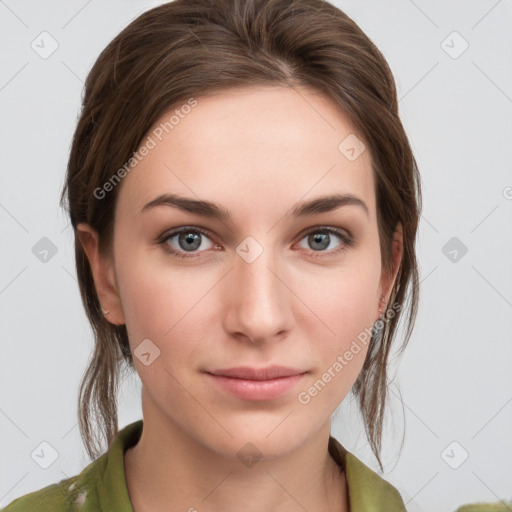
[1, 1, 511, 510]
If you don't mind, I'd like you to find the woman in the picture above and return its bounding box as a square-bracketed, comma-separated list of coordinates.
[3, 0, 422, 510]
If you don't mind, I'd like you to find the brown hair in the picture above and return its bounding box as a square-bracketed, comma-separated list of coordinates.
[61, 0, 422, 470]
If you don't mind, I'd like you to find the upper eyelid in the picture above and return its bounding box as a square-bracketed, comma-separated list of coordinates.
[160, 226, 214, 242]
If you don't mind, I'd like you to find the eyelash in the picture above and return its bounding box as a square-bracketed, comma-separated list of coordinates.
[157, 226, 355, 260]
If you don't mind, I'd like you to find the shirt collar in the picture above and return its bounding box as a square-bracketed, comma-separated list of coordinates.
[328, 435, 406, 510]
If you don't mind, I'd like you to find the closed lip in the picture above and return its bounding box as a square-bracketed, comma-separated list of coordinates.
[206, 366, 307, 380]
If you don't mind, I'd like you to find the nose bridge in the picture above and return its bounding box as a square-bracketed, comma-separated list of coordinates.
[225, 239, 291, 341]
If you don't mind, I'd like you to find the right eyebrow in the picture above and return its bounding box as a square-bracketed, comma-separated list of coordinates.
[141, 193, 231, 221]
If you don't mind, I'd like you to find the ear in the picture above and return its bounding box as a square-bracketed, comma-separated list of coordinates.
[377, 222, 403, 320]
[76, 223, 125, 325]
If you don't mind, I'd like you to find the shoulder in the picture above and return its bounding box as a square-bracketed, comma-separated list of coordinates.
[454, 501, 512, 511]
[0, 474, 84, 512]
[1, 454, 109, 512]
[1, 420, 142, 512]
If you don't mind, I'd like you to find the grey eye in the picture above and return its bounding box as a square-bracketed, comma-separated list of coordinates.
[177, 232, 203, 252]
[308, 232, 331, 251]
[298, 230, 344, 252]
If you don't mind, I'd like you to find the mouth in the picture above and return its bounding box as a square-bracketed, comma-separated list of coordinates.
[204, 366, 307, 401]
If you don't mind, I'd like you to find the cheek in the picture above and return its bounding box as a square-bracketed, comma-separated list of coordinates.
[113, 241, 221, 353]
[296, 251, 381, 398]
[114, 252, 212, 396]
[305, 252, 381, 340]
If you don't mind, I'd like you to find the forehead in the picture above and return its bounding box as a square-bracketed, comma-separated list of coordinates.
[117, 85, 376, 221]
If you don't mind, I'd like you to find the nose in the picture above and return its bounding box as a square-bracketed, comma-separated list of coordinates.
[222, 245, 294, 344]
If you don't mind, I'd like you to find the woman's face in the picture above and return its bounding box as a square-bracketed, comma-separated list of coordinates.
[82, 85, 401, 459]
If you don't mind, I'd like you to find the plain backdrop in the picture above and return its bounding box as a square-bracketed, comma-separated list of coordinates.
[1, 1, 511, 510]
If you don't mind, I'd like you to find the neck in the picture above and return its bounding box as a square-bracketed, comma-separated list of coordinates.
[124, 408, 349, 512]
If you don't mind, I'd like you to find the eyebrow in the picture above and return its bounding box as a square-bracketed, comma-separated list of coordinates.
[140, 193, 369, 221]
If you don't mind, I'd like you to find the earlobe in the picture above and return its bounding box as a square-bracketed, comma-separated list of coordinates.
[76, 223, 125, 325]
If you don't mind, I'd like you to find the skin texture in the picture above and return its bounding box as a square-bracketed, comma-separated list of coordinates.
[78, 85, 402, 512]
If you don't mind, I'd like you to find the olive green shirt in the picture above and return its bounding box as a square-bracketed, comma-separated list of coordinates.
[1, 419, 407, 511]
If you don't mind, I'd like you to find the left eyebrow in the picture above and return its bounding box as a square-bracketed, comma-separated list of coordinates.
[285, 193, 369, 220]
[140, 193, 369, 221]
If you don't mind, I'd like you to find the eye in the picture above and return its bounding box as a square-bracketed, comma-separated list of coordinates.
[296, 227, 354, 257]
[158, 225, 355, 260]
[158, 227, 218, 259]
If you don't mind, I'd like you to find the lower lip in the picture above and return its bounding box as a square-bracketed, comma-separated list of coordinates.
[205, 373, 306, 401]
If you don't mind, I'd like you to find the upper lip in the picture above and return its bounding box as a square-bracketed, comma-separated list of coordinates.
[206, 366, 307, 380]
